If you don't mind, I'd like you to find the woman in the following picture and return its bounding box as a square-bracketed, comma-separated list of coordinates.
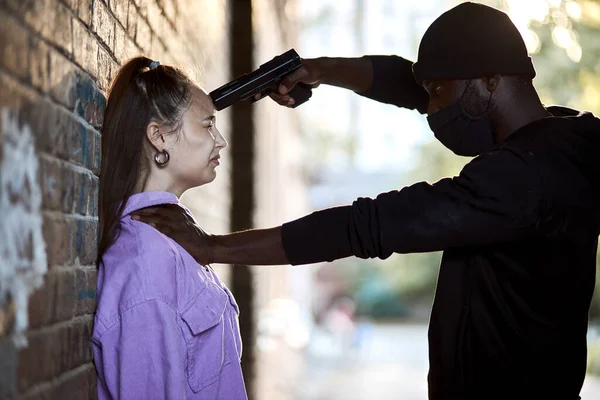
[92, 57, 247, 399]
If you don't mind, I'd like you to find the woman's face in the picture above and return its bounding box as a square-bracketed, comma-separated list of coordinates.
[162, 86, 227, 193]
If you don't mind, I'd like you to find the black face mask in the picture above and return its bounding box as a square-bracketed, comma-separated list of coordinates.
[426, 81, 495, 157]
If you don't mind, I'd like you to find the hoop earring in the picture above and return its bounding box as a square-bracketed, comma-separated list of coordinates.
[154, 150, 170, 166]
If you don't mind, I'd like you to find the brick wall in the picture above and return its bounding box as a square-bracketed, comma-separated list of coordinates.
[0, 1, 230, 398]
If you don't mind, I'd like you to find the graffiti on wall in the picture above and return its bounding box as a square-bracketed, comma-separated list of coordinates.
[0, 108, 47, 348]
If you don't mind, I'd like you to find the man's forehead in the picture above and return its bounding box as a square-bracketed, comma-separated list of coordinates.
[423, 79, 461, 89]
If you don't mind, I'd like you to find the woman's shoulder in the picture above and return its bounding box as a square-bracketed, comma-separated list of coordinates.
[98, 219, 189, 318]
[105, 218, 181, 272]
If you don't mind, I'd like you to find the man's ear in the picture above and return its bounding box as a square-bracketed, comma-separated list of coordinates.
[146, 121, 164, 152]
[483, 74, 501, 93]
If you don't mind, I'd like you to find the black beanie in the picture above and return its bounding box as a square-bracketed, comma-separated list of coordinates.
[412, 2, 536, 84]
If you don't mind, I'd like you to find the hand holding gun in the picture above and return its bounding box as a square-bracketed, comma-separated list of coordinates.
[209, 49, 313, 111]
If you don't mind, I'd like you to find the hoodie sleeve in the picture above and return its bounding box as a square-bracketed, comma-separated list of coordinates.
[281, 148, 542, 265]
[356, 55, 429, 114]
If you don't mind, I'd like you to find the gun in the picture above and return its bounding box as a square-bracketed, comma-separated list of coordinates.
[209, 49, 313, 111]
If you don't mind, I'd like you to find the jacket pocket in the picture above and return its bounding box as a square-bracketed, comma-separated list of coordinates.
[180, 285, 230, 393]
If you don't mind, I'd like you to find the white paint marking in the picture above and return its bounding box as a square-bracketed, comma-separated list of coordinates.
[0, 108, 47, 348]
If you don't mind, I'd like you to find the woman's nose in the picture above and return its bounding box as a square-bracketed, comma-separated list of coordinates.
[216, 129, 228, 149]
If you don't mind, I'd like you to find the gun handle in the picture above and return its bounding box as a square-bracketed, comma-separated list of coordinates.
[288, 83, 312, 108]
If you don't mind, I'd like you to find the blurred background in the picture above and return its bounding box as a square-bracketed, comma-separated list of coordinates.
[1, 0, 600, 399]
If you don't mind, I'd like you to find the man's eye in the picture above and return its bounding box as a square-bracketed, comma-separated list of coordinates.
[432, 85, 442, 94]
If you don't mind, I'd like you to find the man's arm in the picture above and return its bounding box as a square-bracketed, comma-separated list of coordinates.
[358, 55, 429, 113]
[273, 55, 429, 113]
[208, 227, 288, 266]
[133, 148, 542, 267]
[282, 148, 542, 265]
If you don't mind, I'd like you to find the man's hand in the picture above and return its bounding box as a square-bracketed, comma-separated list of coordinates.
[261, 58, 323, 107]
[261, 56, 374, 108]
[131, 204, 213, 266]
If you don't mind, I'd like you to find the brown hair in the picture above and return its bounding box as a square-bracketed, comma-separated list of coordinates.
[98, 56, 193, 265]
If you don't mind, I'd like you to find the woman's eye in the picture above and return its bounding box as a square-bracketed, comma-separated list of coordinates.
[433, 85, 442, 94]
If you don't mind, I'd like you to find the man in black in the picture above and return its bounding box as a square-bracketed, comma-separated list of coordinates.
[132, 2, 600, 399]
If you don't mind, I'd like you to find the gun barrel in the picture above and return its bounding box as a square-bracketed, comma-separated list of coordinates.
[209, 49, 302, 111]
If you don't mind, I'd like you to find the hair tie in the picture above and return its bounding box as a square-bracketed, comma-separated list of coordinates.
[149, 60, 160, 70]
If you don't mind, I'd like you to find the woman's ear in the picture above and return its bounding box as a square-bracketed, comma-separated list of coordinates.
[146, 121, 164, 152]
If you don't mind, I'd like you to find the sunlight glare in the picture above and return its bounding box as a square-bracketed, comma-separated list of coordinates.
[566, 42, 582, 62]
[552, 10, 570, 28]
[565, 1, 582, 20]
[523, 30, 542, 53]
[551, 25, 574, 48]
[505, 0, 550, 23]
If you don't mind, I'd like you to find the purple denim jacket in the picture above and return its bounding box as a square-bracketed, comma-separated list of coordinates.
[92, 191, 247, 399]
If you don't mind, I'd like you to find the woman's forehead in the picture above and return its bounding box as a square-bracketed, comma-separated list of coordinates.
[189, 86, 215, 117]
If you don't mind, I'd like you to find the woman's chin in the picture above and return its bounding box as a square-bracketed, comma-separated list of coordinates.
[189, 173, 217, 189]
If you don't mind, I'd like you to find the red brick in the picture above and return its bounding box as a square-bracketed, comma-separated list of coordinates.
[17, 95, 53, 153]
[29, 38, 51, 92]
[135, 13, 152, 53]
[96, 46, 114, 91]
[48, 50, 78, 109]
[54, 269, 76, 321]
[39, 156, 62, 212]
[77, 0, 93, 27]
[65, 117, 96, 169]
[73, 18, 100, 78]
[17, 316, 93, 391]
[89, 175, 99, 216]
[132, 0, 149, 18]
[92, 131, 101, 176]
[110, 0, 129, 27]
[61, 0, 78, 12]
[40, 156, 98, 217]
[0, 10, 30, 80]
[21, 363, 97, 400]
[73, 172, 90, 215]
[42, 213, 70, 267]
[29, 267, 96, 330]
[46, 106, 70, 160]
[21, 0, 50, 35]
[60, 166, 76, 214]
[160, 0, 178, 27]
[14, 0, 72, 54]
[72, 72, 106, 128]
[45, 2, 73, 54]
[0, 71, 37, 111]
[71, 218, 98, 266]
[75, 267, 97, 315]
[92, 0, 115, 51]
[151, 36, 167, 62]
[126, 2, 139, 38]
[146, 0, 166, 37]
[113, 22, 128, 64]
[27, 273, 57, 329]
[0, 338, 17, 400]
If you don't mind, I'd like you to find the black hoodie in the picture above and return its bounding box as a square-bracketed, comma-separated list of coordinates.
[281, 56, 600, 399]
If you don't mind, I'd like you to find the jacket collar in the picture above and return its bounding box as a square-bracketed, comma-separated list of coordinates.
[121, 191, 179, 217]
